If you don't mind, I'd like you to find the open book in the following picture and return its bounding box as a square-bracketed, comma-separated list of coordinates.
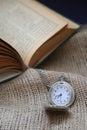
[0, 0, 80, 83]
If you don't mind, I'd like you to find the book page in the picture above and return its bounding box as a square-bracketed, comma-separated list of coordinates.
[0, 0, 67, 65]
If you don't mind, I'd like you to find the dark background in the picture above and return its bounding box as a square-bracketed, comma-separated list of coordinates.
[38, 0, 87, 24]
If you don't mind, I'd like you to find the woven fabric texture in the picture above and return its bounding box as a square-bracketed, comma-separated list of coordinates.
[0, 26, 87, 130]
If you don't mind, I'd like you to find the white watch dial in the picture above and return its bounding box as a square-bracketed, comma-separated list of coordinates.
[50, 81, 75, 107]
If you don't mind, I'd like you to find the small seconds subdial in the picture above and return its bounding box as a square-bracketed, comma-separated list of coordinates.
[49, 81, 75, 107]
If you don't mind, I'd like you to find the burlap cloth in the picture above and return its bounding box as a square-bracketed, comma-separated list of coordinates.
[0, 25, 87, 130]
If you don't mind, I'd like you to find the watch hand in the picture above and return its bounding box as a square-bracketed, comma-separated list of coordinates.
[55, 93, 62, 98]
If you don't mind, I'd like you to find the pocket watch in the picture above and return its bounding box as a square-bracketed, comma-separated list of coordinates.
[37, 70, 75, 111]
[45, 76, 75, 111]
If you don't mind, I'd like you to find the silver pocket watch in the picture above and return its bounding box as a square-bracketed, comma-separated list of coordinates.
[45, 76, 75, 111]
[37, 70, 75, 111]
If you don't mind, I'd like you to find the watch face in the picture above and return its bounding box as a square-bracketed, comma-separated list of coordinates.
[49, 81, 75, 107]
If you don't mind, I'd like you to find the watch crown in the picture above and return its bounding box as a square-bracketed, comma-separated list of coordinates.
[59, 75, 70, 83]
